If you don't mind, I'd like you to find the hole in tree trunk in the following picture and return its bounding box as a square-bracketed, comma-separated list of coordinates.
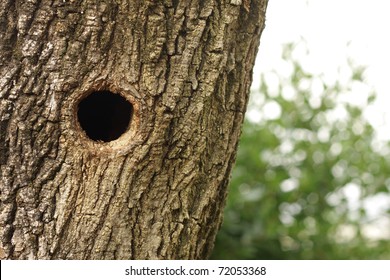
[77, 90, 133, 142]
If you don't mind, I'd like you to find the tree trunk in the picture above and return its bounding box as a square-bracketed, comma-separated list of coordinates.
[0, 0, 267, 259]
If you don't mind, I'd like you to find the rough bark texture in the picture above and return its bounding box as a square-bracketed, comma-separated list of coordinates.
[0, 0, 267, 259]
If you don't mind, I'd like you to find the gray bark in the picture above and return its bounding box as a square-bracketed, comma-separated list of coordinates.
[0, 0, 268, 259]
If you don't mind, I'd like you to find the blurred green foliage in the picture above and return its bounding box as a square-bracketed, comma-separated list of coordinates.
[212, 43, 390, 259]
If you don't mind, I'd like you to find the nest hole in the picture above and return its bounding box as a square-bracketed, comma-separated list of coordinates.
[77, 90, 133, 142]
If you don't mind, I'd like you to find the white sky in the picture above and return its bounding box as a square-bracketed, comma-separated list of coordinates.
[251, 0, 390, 239]
[252, 0, 390, 140]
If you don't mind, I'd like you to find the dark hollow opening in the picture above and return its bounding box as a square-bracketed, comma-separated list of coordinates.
[77, 90, 133, 142]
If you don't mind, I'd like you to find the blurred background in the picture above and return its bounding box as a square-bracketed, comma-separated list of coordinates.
[212, 0, 390, 259]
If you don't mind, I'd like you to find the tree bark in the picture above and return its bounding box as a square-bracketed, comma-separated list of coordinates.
[0, 0, 267, 259]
